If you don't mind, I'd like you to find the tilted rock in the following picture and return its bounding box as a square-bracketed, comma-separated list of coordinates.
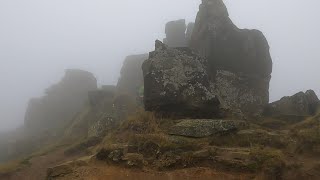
[117, 54, 148, 97]
[264, 90, 320, 117]
[190, 0, 272, 77]
[169, 119, 248, 138]
[24, 69, 97, 134]
[142, 41, 221, 118]
[163, 19, 187, 47]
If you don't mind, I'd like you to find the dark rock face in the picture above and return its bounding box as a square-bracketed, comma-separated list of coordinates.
[186, 22, 195, 44]
[143, 41, 221, 118]
[117, 54, 148, 97]
[169, 119, 248, 138]
[163, 19, 187, 47]
[24, 69, 97, 134]
[264, 90, 320, 117]
[190, 0, 272, 77]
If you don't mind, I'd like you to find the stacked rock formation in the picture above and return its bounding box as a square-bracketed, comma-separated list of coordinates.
[117, 54, 148, 97]
[163, 19, 187, 47]
[143, 0, 273, 119]
[190, 0, 272, 76]
[163, 19, 195, 48]
[24, 69, 97, 134]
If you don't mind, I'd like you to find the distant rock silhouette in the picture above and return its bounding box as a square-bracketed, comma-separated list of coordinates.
[117, 54, 148, 97]
[24, 69, 97, 134]
[264, 90, 320, 117]
[190, 0, 272, 77]
[163, 19, 187, 47]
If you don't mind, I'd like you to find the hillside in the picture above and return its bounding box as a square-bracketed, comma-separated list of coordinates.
[1, 0, 320, 180]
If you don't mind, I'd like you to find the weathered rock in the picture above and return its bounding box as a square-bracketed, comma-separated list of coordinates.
[163, 19, 187, 47]
[214, 70, 271, 119]
[190, 0, 272, 77]
[142, 41, 221, 118]
[24, 69, 97, 134]
[169, 119, 248, 138]
[117, 54, 148, 97]
[264, 90, 320, 117]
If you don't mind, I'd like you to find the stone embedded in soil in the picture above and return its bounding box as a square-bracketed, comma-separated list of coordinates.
[47, 164, 73, 179]
[169, 119, 248, 138]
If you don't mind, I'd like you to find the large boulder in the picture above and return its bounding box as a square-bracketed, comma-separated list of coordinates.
[142, 41, 221, 118]
[117, 54, 148, 97]
[264, 90, 320, 117]
[190, 0, 272, 77]
[24, 69, 97, 134]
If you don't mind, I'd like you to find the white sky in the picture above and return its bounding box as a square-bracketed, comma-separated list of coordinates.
[0, 0, 319, 131]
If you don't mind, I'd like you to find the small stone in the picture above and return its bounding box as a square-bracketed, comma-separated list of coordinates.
[47, 164, 73, 178]
[122, 153, 144, 167]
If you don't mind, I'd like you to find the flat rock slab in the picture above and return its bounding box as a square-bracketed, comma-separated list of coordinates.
[169, 119, 248, 138]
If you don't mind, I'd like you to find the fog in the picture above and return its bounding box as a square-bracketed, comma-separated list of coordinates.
[0, 0, 319, 132]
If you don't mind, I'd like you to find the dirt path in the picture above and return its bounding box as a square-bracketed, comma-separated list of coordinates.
[3, 149, 81, 180]
[56, 162, 253, 180]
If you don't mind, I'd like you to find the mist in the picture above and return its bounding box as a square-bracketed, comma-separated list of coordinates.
[0, 0, 319, 132]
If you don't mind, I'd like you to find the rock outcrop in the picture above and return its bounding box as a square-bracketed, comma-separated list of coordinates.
[143, 0, 272, 119]
[142, 41, 221, 118]
[24, 69, 97, 134]
[117, 54, 148, 97]
[264, 90, 320, 117]
[190, 0, 272, 77]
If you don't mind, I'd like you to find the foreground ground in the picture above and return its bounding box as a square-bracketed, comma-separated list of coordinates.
[1, 111, 320, 180]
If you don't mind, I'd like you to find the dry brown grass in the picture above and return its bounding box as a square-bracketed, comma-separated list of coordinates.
[0, 158, 31, 175]
[249, 147, 285, 178]
[289, 113, 320, 154]
[120, 110, 162, 134]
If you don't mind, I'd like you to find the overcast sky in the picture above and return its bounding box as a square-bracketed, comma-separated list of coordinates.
[0, 0, 319, 132]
